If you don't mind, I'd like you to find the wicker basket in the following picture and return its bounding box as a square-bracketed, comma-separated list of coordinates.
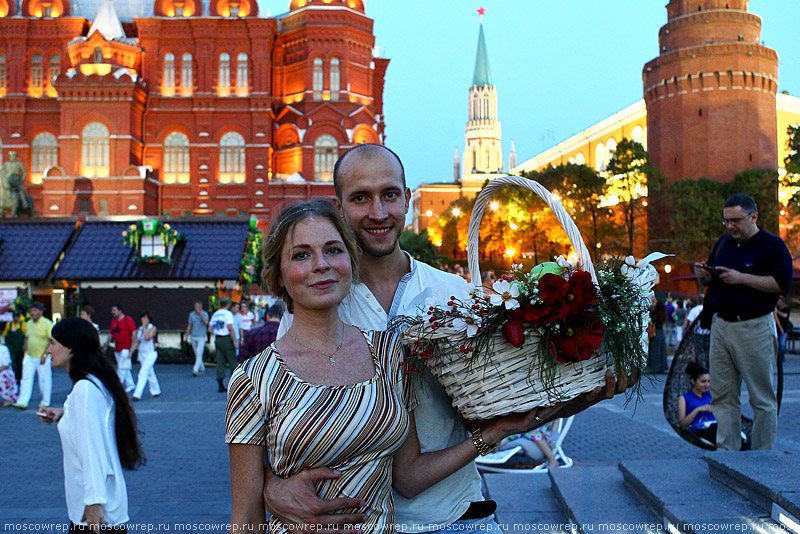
[403, 176, 618, 420]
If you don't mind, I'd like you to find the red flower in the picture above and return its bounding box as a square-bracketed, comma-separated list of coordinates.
[561, 270, 597, 318]
[509, 274, 568, 325]
[548, 312, 604, 363]
[501, 320, 526, 348]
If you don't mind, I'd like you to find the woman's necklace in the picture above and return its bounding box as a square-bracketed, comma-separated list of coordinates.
[288, 322, 344, 366]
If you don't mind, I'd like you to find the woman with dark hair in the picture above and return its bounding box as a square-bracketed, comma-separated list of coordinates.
[678, 362, 717, 444]
[129, 312, 160, 401]
[37, 317, 144, 532]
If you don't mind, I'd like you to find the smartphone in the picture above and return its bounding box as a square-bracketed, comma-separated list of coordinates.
[36, 410, 51, 419]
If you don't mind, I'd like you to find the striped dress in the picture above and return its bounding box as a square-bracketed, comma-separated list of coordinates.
[225, 329, 413, 534]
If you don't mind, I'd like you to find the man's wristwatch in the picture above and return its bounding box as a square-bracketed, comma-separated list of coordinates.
[470, 428, 497, 456]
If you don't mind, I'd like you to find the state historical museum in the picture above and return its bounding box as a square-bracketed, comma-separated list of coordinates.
[0, 0, 388, 217]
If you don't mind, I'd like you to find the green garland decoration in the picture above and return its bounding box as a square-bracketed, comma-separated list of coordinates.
[122, 219, 184, 264]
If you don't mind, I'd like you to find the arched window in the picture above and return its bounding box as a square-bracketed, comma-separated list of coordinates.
[81, 122, 110, 177]
[631, 125, 644, 146]
[595, 142, 606, 172]
[219, 131, 245, 183]
[314, 134, 338, 182]
[606, 138, 617, 164]
[575, 152, 586, 166]
[312, 57, 323, 100]
[0, 54, 6, 97]
[93, 47, 102, 63]
[164, 132, 190, 183]
[47, 54, 60, 96]
[485, 150, 490, 170]
[30, 53, 43, 97]
[236, 53, 248, 96]
[162, 53, 175, 96]
[180, 53, 193, 96]
[329, 58, 340, 101]
[31, 132, 58, 183]
[218, 53, 230, 96]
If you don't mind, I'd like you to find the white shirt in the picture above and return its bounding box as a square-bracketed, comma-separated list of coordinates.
[279, 253, 482, 531]
[58, 376, 128, 526]
[210, 309, 234, 337]
[241, 311, 255, 332]
[137, 324, 156, 355]
[0, 344, 11, 367]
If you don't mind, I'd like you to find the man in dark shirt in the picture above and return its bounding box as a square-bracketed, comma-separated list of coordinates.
[238, 304, 282, 363]
[694, 194, 792, 450]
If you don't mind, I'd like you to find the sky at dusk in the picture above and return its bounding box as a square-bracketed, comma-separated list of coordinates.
[256, 0, 800, 193]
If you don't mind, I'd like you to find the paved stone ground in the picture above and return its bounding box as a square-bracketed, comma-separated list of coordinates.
[1, 353, 798, 533]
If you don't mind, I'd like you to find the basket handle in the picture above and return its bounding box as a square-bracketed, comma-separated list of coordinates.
[467, 176, 597, 296]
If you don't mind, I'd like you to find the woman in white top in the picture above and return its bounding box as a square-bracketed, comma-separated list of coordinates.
[129, 312, 160, 401]
[38, 317, 145, 532]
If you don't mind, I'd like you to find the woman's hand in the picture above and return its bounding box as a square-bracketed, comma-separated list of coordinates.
[697, 405, 713, 413]
[81, 503, 106, 533]
[37, 407, 64, 425]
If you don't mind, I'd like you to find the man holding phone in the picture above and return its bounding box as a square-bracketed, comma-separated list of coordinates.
[693, 193, 792, 450]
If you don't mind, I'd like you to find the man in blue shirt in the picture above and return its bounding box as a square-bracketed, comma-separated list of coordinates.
[693, 193, 792, 450]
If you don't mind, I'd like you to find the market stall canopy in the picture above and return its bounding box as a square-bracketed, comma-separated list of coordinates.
[55, 219, 251, 281]
[0, 221, 77, 281]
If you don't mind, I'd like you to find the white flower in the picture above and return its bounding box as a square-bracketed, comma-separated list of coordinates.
[465, 282, 478, 297]
[490, 280, 520, 310]
[453, 308, 481, 337]
[556, 255, 577, 269]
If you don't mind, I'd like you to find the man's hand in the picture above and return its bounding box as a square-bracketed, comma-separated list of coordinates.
[715, 266, 743, 285]
[693, 262, 711, 280]
[263, 467, 366, 533]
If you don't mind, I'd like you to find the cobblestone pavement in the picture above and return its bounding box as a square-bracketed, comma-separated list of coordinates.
[1, 353, 798, 533]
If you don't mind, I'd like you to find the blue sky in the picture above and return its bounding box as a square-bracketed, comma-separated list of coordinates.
[257, 1, 800, 192]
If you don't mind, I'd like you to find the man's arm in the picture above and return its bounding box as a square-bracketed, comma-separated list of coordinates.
[227, 323, 239, 350]
[263, 467, 365, 532]
[715, 267, 782, 293]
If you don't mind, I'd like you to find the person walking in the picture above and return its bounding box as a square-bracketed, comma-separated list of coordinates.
[693, 193, 792, 451]
[37, 318, 144, 532]
[240, 301, 255, 337]
[3, 310, 26, 382]
[210, 299, 237, 393]
[13, 302, 53, 409]
[109, 305, 136, 393]
[237, 303, 281, 363]
[129, 312, 160, 402]
[0, 339, 19, 406]
[231, 302, 243, 348]
[185, 301, 209, 376]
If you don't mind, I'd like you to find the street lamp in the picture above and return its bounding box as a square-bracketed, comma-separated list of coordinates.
[509, 222, 518, 231]
[425, 210, 433, 217]
[505, 248, 515, 264]
[452, 207, 461, 217]
[664, 264, 672, 295]
[490, 201, 500, 211]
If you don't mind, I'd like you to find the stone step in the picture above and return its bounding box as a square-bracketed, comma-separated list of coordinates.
[620, 459, 783, 533]
[548, 465, 659, 532]
[705, 450, 800, 531]
[481, 472, 568, 530]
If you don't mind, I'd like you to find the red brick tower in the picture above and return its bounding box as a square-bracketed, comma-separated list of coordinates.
[643, 0, 778, 184]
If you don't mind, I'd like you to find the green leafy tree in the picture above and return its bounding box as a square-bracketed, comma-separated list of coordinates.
[399, 229, 444, 268]
[668, 178, 727, 263]
[729, 168, 779, 233]
[607, 139, 649, 255]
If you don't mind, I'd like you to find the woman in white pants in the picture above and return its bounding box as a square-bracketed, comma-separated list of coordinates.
[130, 312, 160, 402]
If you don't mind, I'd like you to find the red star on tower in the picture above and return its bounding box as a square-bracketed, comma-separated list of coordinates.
[477, 6, 486, 16]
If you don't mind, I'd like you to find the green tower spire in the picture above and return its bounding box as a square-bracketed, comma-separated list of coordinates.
[472, 23, 492, 87]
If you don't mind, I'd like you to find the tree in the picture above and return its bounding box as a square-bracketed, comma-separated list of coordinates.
[729, 168, 779, 233]
[668, 178, 727, 263]
[399, 229, 444, 268]
[606, 139, 649, 255]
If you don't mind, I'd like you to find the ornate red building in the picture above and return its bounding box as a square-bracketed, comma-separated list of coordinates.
[0, 0, 389, 217]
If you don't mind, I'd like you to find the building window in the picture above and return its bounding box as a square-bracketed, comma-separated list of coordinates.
[595, 142, 606, 172]
[314, 134, 337, 182]
[218, 53, 230, 96]
[93, 47, 103, 63]
[46, 54, 60, 96]
[236, 53, 248, 96]
[162, 53, 175, 96]
[31, 132, 59, 184]
[606, 138, 617, 164]
[575, 152, 585, 166]
[180, 53, 193, 96]
[631, 125, 644, 146]
[81, 122, 110, 177]
[174, 2, 185, 16]
[0, 54, 6, 97]
[230, 4, 239, 17]
[164, 132, 190, 184]
[330, 58, 340, 101]
[219, 131, 245, 183]
[42, 3, 52, 17]
[30, 53, 43, 97]
[312, 57, 323, 100]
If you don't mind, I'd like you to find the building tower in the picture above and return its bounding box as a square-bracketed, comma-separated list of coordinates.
[462, 10, 502, 181]
[643, 0, 778, 184]
[453, 147, 461, 182]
